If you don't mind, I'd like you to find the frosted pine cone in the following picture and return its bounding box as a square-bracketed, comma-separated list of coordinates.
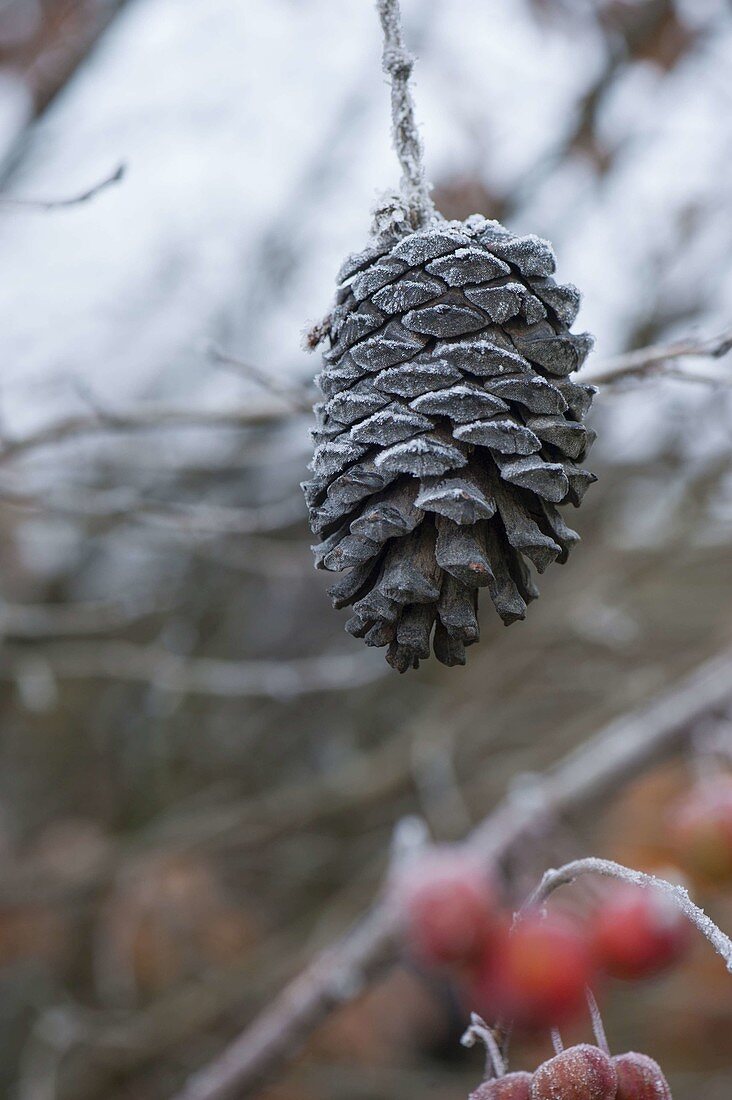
[303, 216, 597, 672]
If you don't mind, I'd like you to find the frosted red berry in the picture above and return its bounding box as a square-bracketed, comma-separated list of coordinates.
[470, 1072, 534, 1100]
[669, 775, 732, 885]
[590, 884, 690, 981]
[472, 912, 595, 1028]
[614, 1051, 672, 1099]
[531, 1044, 617, 1100]
[395, 850, 498, 967]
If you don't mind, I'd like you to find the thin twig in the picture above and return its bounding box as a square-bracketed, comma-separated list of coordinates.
[3, 329, 725, 472]
[128, 496, 306, 537]
[375, 0, 434, 227]
[0, 401, 297, 467]
[524, 857, 732, 973]
[208, 345, 314, 411]
[589, 327, 732, 386]
[0, 163, 126, 211]
[170, 646, 732, 1100]
[0, 488, 306, 536]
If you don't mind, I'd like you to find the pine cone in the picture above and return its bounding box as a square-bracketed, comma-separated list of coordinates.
[303, 216, 597, 672]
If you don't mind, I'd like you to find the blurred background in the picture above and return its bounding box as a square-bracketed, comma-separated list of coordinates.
[0, 0, 731, 1097]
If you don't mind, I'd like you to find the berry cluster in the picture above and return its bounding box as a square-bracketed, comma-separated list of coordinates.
[469, 1044, 671, 1100]
[393, 849, 690, 1031]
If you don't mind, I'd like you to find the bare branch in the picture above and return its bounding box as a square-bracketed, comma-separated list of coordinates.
[130, 496, 306, 537]
[170, 646, 732, 1100]
[0, 487, 306, 536]
[189, 535, 309, 578]
[0, 400, 298, 467]
[589, 327, 732, 386]
[0, 163, 126, 211]
[0, 598, 167, 640]
[524, 857, 732, 972]
[2, 642, 386, 699]
[207, 345, 314, 411]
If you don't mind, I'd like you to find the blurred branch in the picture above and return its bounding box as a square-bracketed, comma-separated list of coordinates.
[0, 596, 168, 639]
[0, 163, 126, 210]
[13, 919, 304, 1100]
[0, 705, 416, 910]
[0, 401, 299, 467]
[208, 345, 314, 411]
[499, 0, 703, 215]
[590, 327, 732, 386]
[1, 486, 307, 535]
[2, 641, 386, 699]
[3, 324, 728, 478]
[172, 646, 732, 1100]
[189, 535, 310, 578]
[123, 495, 306, 536]
[13, 0, 132, 116]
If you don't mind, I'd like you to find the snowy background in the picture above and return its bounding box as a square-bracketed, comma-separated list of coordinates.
[0, 1, 730, 1098]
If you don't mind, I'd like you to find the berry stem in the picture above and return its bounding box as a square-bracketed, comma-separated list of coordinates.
[461, 1013, 507, 1079]
[550, 1029, 565, 1056]
[523, 857, 732, 972]
[585, 987, 610, 1055]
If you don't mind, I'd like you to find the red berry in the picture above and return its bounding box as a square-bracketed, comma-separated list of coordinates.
[590, 884, 690, 981]
[670, 776, 732, 885]
[614, 1052, 672, 1099]
[531, 1044, 617, 1100]
[395, 850, 498, 967]
[471, 1073, 533, 1100]
[471, 912, 595, 1029]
